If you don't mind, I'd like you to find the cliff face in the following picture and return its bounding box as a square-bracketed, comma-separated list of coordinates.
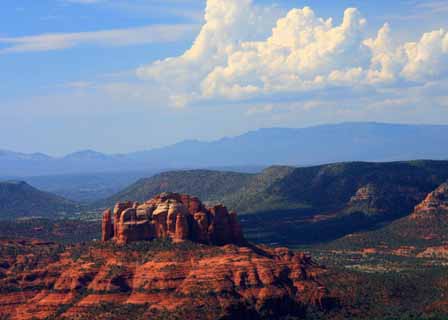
[329, 182, 448, 250]
[0, 239, 331, 320]
[396, 182, 448, 242]
[411, 183, 448, 218]
[102, 193, 245, 246]
[345, 183, 426, 217]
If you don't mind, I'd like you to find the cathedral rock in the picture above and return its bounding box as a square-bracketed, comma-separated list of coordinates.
[102, 192, 245, 245]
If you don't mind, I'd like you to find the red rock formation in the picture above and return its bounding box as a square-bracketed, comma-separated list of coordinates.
[101, 209, 113, 241]
[174, 210, 190, 242]
[113, 202, 132, 237]
[346, 183, 426, 216]
[103, 193, 245, 246]
[192, 211, 210, 243]
[0, 239, 331, 320]
[208, 205, 232, 245]
[412, 182, 448, 217]
[416, 245, 448, 259]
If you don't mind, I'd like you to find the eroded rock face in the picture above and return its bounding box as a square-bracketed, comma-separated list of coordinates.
[346, 183, 426, 217]
[101, 209, 113, 242]
[412, 183, 448, 217]
[103, 193, 245, 246]
[385, 182, 448, 242]
[0, 240, 332, 320]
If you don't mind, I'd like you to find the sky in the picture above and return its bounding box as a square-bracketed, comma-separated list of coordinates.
[1, 0, 448, 155]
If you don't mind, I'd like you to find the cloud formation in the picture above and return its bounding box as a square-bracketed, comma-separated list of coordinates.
[0, 24, 197, 53]
[137, 0, 448, 107]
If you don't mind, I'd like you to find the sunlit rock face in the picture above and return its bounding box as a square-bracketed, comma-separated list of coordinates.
[102, 192, 245, 245]
[412, 183, 448, 217]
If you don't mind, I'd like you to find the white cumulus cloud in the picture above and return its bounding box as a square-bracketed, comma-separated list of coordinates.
[137, 0, 448, 108]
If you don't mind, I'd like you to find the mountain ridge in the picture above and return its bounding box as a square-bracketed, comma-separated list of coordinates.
[96, 160, 448, 246]
[2, 122, 448, 176]
[0, 181, 80, 219]
[98, 160, 448, 214]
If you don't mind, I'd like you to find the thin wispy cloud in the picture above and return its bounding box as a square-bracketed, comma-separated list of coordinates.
[388, 1, 448, 21]
[64, 0, 204, 22]
[414, 0, 448, 13]
[0, 24, 197, 54]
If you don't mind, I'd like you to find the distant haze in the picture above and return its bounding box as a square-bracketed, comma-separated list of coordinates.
[1, 122, 448, 177]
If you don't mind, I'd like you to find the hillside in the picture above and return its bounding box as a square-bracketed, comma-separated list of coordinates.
[326, 181, 448, 251]
[96, 169, 255, 208]
[100, 160, 448, 215]
[98, 160, 448, 245]
[0, 181, 79, 219]
[3, 122, 448, 177]
[304, 182, 448, 307]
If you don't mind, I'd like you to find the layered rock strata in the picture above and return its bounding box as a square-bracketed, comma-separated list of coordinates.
[0, 239, 331, 320]
[412, 182, 448, 217]
[102, 193, 245, 245]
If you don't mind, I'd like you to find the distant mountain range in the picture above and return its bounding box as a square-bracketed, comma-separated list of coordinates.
[2, 122, 448, 177]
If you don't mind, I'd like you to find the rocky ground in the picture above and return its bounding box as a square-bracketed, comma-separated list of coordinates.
[0, 239, 331, 320]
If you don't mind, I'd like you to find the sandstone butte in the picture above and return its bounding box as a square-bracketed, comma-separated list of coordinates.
[0, 193, 333, 320]
[102, 192, 246, 245]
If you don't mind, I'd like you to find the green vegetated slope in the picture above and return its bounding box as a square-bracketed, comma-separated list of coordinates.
[101, 160, 448, 214]
[316, 265, 448, 320]
[266, 160, 448, 214]
[326, 184, 448, 251]
[96, 160, 448, 246]
[0, 181, 80, 219]
[241, 161, 448, 245]
[98, 160, 448, 217]
[304, 182, 448, 320]
[326, 214, 448, 251]
[97, 169, 255, 208]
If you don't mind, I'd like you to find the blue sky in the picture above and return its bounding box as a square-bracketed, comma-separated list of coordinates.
[1, 0, 448, 155]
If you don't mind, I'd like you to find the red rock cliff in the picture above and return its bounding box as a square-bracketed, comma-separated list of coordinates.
[0, 239, 331, 320]
[412, 182, 448, 217]
[102, 193, 245, 245]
